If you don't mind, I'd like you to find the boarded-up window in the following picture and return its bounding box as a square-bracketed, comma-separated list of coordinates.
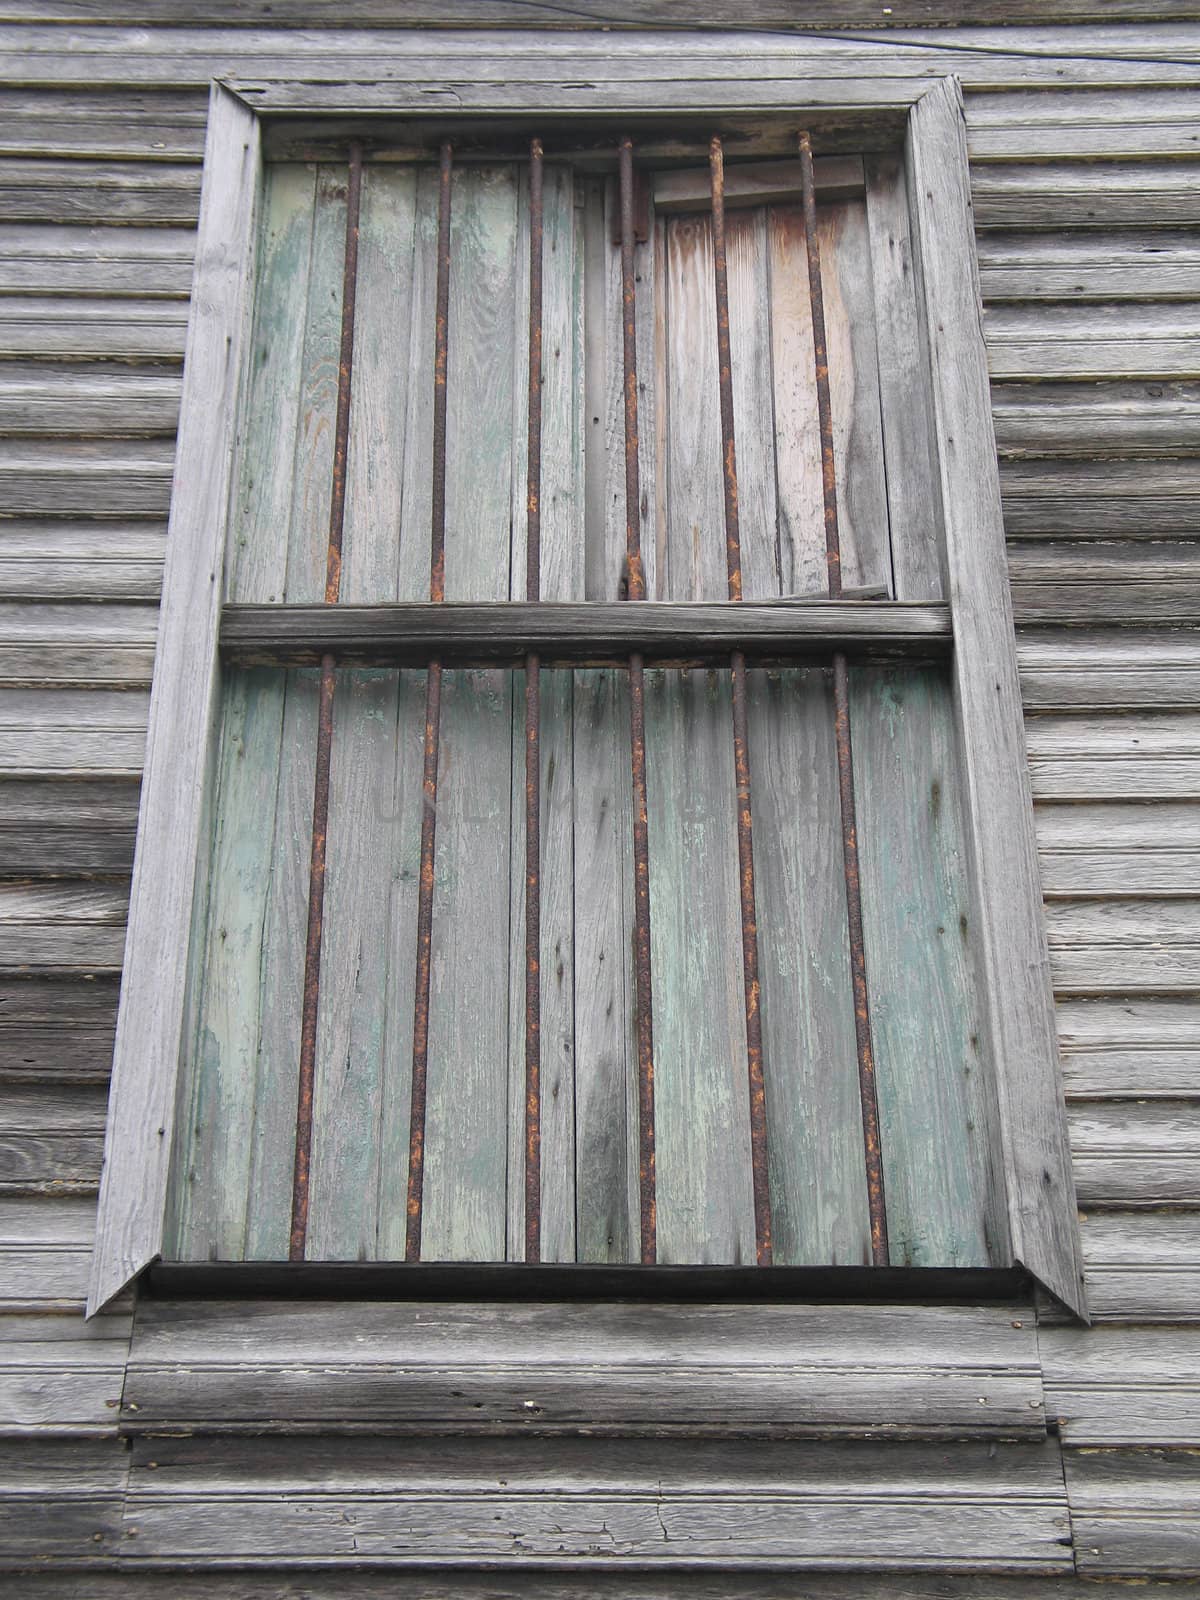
[164, 144, 1004, 1272]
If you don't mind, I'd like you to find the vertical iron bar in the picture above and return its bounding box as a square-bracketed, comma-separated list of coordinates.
[798, 127, 889, 1267]
[709, 133, 773, 1268]
[290, 142, 364, 1262]
[524, 137, 545, 1263]
[406, 141, 453, 1265]
[619, 135, 657, 1266]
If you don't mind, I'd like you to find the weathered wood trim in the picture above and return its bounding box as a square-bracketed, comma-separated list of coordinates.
[87, 84, 261, 1317]
[906, 77, 1085, 1320]
[220, 600, 953, 666]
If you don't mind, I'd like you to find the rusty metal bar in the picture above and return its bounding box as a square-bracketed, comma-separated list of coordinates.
[619, 134, 657, 1266]
[406, 141, 453, 1266]
[798, 127, 889, 1267]
[524, 137, 544, 1263]
[289, 142, 364, 1262]
[709, 133, 772, 1269]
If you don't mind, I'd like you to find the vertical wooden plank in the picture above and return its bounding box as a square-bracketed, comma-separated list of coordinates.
[572, 172, 645, 1262]
[506, 164, 582, 1263]
[908, 79, 1084, 1316]
[865, 153, 941, 603]
[645, 665, 756, 1266]
[419, 163, 519, 1263]
[306, 165, 419, 1260]
[851, 664, 999, 1268]
[90, 86, 262, 1314]
[749, 668, 871, 1266]
[169, 160, 313, 1262]
[768, 199, 891, 598]
[242, 163, 348, 1260]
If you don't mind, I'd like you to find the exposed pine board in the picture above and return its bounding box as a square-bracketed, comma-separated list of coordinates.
[1064, 1448, 1200, 1575]
[993, 382, 1200, 459]
[119, 1433, 1072, 1569]
[1056, 995, 1200, 1098]
[1041, 1326, 1200, 1446]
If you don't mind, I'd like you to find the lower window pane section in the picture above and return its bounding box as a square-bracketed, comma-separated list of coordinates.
[166, 661, 1002, 1269]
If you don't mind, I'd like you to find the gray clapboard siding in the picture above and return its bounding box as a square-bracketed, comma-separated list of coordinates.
[1010, 543, 1200, 627]
[977, 234, 1200, 303]
[117, 1434, 1072, 1569]
[121, 1299, 1045, 1438]
[0, 366, 180, 442]
[0, 87, 207, 161]
[0, 1081, 108, 1193]
[1025, 712, 1200, 802]
[1017, 635, 1200, 713]
[1056, 996, 1200, 1098]
[0, 779, 139, 879]
[987, 307, 1200, 388]
[1068, 1101, 1200, 1205]
[0, 522, 166, 602]
[1035, 803, 1200, 898]
[0, 882, 127, 974]
[8, 1580, 1181, 1600]
[0, 224, 195, 297]
[971, 163, 1200, 228]
[0, 158, 200, 226]
[0, 1194, 100, 1305]
[6, 26, 1200, 93]
[1041, 1327, 1200, 1447]
[1064, 1449, 1200, 1576]
[0, 1436, 129, 1563]
[0, 299, 187, 362]
[993, 383, 1200, 461]
[1003, 464, 1200, 539]
[0, 1310, 129, 1434]
[1077, 1211, 1200, 1324]
[0, 441, 175, 518]
[966, 88, 1200, 163]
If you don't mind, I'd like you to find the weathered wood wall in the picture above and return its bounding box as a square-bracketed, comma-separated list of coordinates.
[1, 14, 1198, 1587]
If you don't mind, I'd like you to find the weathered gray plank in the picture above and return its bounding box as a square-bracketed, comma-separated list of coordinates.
[0, 157, 200, 225]
[1036, 802, 1200, 897]
[1047, 900, 1200, 994]
[120, 1433, 1071, 1568]
[89, 84, 261, 1315]
[0, 222, 193, 296]
[0, 881, 128, 974]
[1025, 713, 1200, 802]
[0, 1437, 129, 1562]
[0, 365, 180, 439]
[0, 778, 140, 879]
[0, 1081, 108, 1192]
[972, 163, 1200, 228]
[0, 87, 206, 160]
[1041, 1327, 1200, 1446]
[0, 296, 188, 361]
[967, 87, 1200, 164]
[1064, 1449, 1200, 1575]
[1056, 996, 1200, 1099]
[1003, 460, 1200, 538]
[1011, 542, 1200, 627]
[122, 1299, 1045, 1437]
[1069, 1101, 1200, 1206]
[978, 233, 1200, 303]
[986, 306, 1200, 387]
[994, 382, 1200, 462]
[1077, 1210, 1200, 1323]
[907, 77, 1082, 1315]
[0, 521, 166, 602]
[0, 440, 174, 518]
[1017, 634, 1200, 712]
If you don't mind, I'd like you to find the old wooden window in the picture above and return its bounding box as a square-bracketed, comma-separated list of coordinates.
[89, 77, 1086, 1319]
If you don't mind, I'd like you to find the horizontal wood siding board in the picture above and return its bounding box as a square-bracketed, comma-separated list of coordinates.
[115, 1434, 1072, 1569]
[1075, 1211, 1200, 1323]
[120, 1299, 1045, 1438]
[0, 1436, 130, 1563]
[1064, 1449, 1200, 1577]
[221, 601, 953, 664]
[1041, 1327, 1200, 1447]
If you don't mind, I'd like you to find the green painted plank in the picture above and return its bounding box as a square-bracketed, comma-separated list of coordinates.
[749, 667, 871, 1266]
[851, 665, 999, 1269]
[419, 165, 520, 1263]
[308, 165, 419, 1260]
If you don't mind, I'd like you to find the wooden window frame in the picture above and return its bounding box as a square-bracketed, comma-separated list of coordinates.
[88, 72, 1086, 1320]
